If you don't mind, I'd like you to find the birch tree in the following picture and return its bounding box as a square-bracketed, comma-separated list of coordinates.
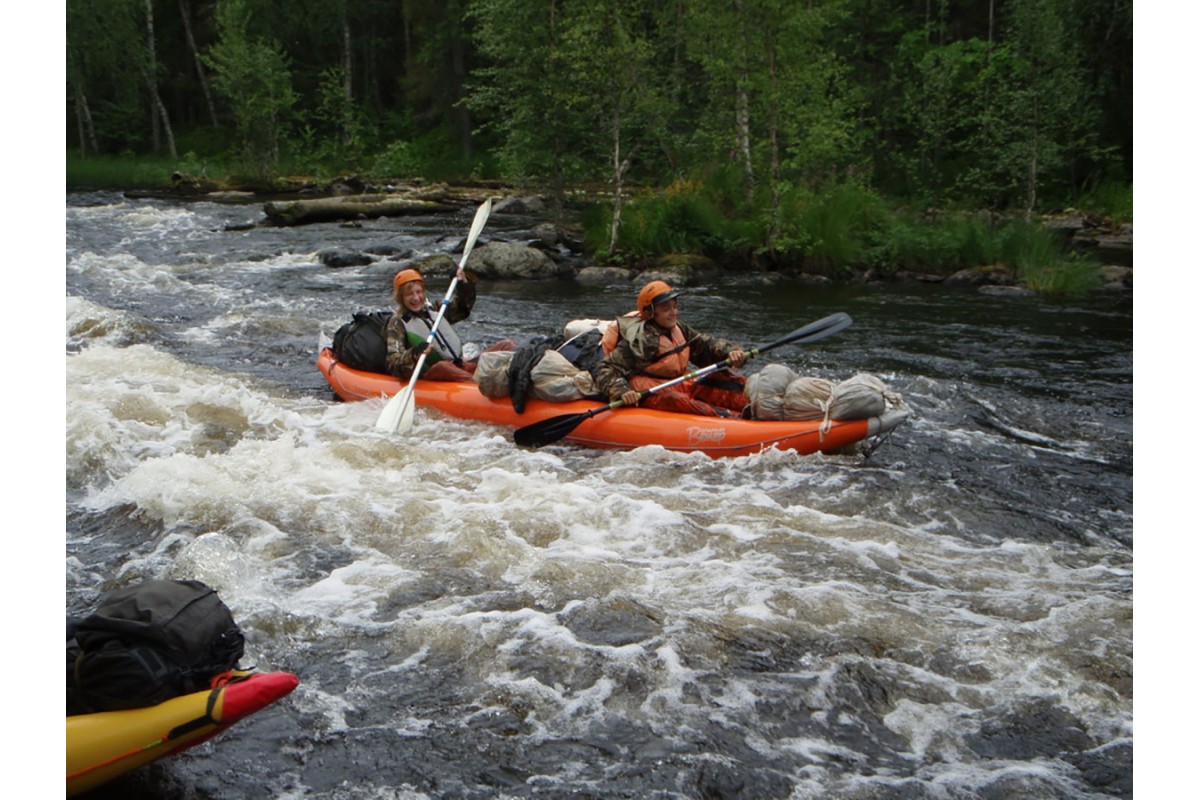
[177, 0, 219, 127]
[141, 0, 178, 158]
[562, 1, 663, 252]
[66, 0, 144, 155]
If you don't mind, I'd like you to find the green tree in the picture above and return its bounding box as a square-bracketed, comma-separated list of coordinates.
[965, 0, 1101, 215]
[141, 0, 178, 158]
[563, 1, 666, 251]
[177, 0, 220, 127]
[67, 0, 171, 156]
[1014, 0, 1107, 214]
[467, 0, 594, 213]
[680, 1, 758, 201]
[892, 28, 993, 206]
[401, 0, 477, 162]
[203, 0, 298, 173]
[682, 1, 857, 245]
[67, 0, 135, 155]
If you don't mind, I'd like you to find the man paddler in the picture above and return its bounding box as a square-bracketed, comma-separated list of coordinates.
[594, 280, 750, 417]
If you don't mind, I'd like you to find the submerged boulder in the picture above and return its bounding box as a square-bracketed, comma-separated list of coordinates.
[317, 248, 374, 268]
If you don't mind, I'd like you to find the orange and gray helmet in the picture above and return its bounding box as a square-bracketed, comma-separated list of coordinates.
[637, 280, 681, 318]
[393, 268, 424, 292]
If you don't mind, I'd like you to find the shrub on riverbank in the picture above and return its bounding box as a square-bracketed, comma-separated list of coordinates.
[583, 177, 1104, 296]
[1077, 179, 1133, 225]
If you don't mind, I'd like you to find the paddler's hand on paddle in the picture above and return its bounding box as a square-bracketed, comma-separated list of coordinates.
[728, 348, 748, 368]
[620, 389, 641, 407]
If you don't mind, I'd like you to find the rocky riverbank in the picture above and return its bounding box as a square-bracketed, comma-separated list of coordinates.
[148, 175, 1134, 295]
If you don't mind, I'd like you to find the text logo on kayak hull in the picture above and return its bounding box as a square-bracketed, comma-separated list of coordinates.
[687, 426, 727, 446]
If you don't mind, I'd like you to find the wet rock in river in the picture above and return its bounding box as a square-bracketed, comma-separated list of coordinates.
[965, 698, 1096, 760]
[317, 248, 374, 268]
[466, 241, 568, 279]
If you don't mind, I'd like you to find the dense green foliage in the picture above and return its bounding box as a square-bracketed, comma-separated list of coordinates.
[66, 0, 1131, 294]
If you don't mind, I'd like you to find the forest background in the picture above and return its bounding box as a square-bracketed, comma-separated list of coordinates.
[64, 0, 1133, 295]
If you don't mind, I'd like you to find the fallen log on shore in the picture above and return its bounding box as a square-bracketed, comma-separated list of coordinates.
[263, 194, 458, 226]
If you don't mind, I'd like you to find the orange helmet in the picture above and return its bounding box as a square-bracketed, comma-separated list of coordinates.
[637, 280, 681, 318]
[393, 268, 424, 292]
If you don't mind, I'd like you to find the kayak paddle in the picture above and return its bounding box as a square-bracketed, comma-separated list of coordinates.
[376, 198, 492, 434]
[513, 311, 853, 449]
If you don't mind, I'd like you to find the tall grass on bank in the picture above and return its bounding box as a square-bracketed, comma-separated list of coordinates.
[1000, 222, 1101, 296]
[584, 180, 759, 261]
[1077, 179, 1133, 224]
[777, 183, 891, 272]
[586, 176, 1103, 297]
[66, 154, 182, 190]
[874, 213, 1003, 273]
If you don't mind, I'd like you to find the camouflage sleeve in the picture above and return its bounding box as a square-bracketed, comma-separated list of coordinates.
[442, 273, 477, 325]
[594, 340, 639, 402]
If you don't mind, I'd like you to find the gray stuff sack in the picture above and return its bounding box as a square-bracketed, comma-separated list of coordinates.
[782, 376, 833, 421]
[474, 350, 514, 397]
[745, 363, 797, 420]
[530, 350, 597, 402]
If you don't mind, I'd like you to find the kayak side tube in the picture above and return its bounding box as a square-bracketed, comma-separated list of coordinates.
[66, 671, 299, 797]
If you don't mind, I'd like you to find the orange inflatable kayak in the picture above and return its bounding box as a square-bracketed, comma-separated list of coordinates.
[318, 347, 909, 458]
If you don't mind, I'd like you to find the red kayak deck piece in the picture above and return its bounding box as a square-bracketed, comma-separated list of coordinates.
[318, 347, 909, 458]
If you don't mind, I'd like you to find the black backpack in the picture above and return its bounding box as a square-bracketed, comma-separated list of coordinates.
[557, 329, 605, 376]
[332, 310, 393, 373]
[67, 579, 245, 715]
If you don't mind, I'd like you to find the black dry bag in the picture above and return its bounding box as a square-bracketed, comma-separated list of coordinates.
[332, 310, 393, 373]
[68, 579, 245, 715]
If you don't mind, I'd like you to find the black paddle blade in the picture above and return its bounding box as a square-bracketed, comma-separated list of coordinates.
[756, 312, 853, 355]
[513, 409, 597, 448]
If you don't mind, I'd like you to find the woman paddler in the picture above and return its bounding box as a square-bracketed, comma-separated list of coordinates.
[594, 280, 751, 417]
[385, 267, 515, 382]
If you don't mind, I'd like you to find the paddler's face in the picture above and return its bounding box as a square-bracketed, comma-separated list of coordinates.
[651, 298, 678, 328]
[400, 280, 426, 312]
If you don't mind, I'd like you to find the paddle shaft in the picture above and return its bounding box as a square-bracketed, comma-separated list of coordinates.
[406, 270, 462, 378]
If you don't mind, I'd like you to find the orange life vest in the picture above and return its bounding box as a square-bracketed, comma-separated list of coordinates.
[625, 324, 691, 394]
[601, 312, 640, 355]
[639, 324, 690, 378]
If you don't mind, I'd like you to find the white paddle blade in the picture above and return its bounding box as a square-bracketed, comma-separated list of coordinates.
[394, 391, 417, 434]
[376, 350, 427, 433]
[460, 199, 492, 267]
[374, 385, 412, 433]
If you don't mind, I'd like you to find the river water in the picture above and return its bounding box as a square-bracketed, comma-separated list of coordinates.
[64, 191, 1133, 799]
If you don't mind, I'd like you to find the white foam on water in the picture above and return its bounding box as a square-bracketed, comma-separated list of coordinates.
[63, 306, 1131, 797]
[883, 698, 979, 762]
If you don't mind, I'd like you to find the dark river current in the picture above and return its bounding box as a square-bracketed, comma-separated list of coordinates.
[64, 191, 1133, 798]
